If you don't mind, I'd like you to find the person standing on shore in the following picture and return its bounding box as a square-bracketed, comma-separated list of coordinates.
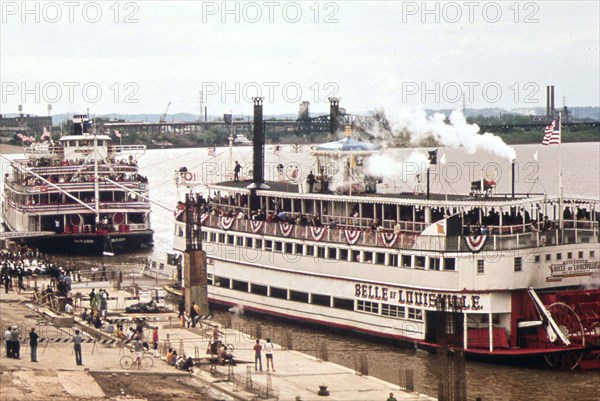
[190, 302, 198, 328]
[265, 338, 275, 372]
[73, 330, 83, 365]
[29, 328, 38, 362]
[4, 326, 12, 358]
[152, 326, 159, 357]
[253, 339, 263, 371]
[10, 326, 20, 359]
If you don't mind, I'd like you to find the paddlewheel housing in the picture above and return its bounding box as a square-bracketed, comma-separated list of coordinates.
[512, 288, 600, 370]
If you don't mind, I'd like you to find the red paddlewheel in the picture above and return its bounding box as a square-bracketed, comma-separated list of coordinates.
[543, 302, 585, 370]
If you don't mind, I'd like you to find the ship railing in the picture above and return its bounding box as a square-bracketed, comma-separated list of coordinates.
[24, 145, 63, 158]
[200, 214, 597, 252]
[110, 145, 146, 153]
[10, 201, 152, 213]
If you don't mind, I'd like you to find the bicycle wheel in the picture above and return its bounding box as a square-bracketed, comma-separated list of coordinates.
[141, 356, 154, 370]
[120, 356, 133, 369]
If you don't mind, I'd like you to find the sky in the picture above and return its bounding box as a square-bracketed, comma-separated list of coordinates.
[1, 0, 599, 119]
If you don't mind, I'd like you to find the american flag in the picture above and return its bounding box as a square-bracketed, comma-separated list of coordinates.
[542, 118, 560, 145]
[207, 146, 215, 157]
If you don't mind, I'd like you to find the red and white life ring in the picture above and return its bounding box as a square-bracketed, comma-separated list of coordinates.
[183, 172, 193, 181]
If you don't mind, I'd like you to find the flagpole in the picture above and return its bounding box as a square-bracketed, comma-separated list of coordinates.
[558, 111, 563, 229]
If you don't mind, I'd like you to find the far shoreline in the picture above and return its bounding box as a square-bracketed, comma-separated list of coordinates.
[0, 144, 23, 155]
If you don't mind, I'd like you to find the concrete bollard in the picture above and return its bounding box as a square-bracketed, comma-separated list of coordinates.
[317, 384, 330, 396]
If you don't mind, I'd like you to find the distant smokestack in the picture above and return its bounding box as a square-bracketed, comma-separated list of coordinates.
[546, 86, 551, 118]
[329, 97, 340, 135]
[511, 160, 516, 198]
[550, 85, 555, 116]
[247, 97, 269, 199]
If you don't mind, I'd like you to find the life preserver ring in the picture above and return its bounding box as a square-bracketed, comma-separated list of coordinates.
[69, 214, 81, 226]
[183, 172, 193, 181]
[112, 212, 124, 225]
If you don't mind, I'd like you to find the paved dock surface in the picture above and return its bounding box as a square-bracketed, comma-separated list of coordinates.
[1, 280, 435, 401]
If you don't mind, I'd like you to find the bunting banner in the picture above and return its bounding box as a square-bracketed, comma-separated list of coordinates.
[464, 235, 487, 253]
[309, 226, 327, 242]
[220, 216, 235, 230]
[278, 222, 293, 237]
[379, 232, 399, 248]
[249, 220, 264, 233]
[343, 229, 362, 245]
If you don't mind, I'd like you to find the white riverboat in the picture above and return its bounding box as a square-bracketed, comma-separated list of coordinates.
[2, 115, 154, 254]
[172, 101, 600, 370]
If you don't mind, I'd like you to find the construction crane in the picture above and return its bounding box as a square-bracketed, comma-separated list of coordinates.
[160, 101, 171, 123]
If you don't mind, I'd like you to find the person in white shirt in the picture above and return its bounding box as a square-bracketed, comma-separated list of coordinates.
[264, 338, 275, 372]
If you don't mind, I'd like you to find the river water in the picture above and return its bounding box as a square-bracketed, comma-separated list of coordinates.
[4, 142, 600, 400]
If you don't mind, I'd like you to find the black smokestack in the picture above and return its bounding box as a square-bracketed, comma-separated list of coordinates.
[253, 97, 264, 185]
[546, 86, 551, 118]
[511, 160, 516, 198]
[329, 97, 340, 135]
[247, 97, 269, 203]
[550, 86, 555, 116]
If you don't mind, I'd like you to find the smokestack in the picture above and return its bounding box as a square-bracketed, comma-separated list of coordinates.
[511, 160, 516, 198]
[329, 97, 340, 135]
[550, 86, 555, 116]
[546, 86, 551, 118]
[247, 97, 269, 199]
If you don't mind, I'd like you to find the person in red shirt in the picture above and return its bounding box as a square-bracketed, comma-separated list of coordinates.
[253, 339, 262, 371]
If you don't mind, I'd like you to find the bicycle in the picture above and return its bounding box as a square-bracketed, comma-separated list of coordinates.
[120, 350, 154, 370]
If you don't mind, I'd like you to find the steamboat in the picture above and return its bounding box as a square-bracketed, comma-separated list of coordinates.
[172, 99, 600, 370]
[2, 115, 153, 254]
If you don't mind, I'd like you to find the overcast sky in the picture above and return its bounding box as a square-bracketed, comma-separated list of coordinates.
[1, 1, 598, 118]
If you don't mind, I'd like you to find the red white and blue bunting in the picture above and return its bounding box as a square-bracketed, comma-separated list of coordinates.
[464, 235, 487, 253]
[220, 216, 235, 230]
[249, 221, 264, 233]
[379, 232, 399, 248]
[309, 227, 328, 242]
[278, 222, 293, 237]
[343, 229, 362, 245]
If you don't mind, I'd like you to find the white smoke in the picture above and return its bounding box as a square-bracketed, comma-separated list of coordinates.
[366, 150, 429, 184]
[392, 109, 516, 161]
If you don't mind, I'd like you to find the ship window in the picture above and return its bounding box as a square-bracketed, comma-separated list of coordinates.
[290, 290, 309, 303]
[591, 251, 595, 258]
[274, 242, 283, 252]
[214, 276, 230, 288]
[402, 255, 412, 268]
[375, 253, 385, 265]
[407, 308, 423, 321]
[545, 254, 551, 261]
[333, 297, 354, 311]
[356, 300, 379, 314]
[326, 247, 337, 259]
[514, 257, 523, 272]
[232, 280, 248, 292]
[477, 260, 484, 274]
[415, 256, 425, 269]
[227, 235, 234, 245]
[534, 255, 540, 263]
[317, 246, 325, 259]
[578, 251, 584, 259]
[202, 232, 208, 241]
[389, 254, 398, 267]
[207, 274, 213, 285]
[306, 245, 314, 256]
[294, 243, 303, 254]
[311, 294, 330, 307]
[556, 253, 562, 261]
[444, 258, 456, 271]
[351, 250, 360, 262]
[255, 239, 263, 249]
[285, 243, 293, 254]
[264, 240, 272, 251]
[364, 251, 373, 263]
[340, 249, 349, 261]
[382, 303, 405, 318]
[250, 284, 268, 296]
[429, 257, 441, 271]
[218, 233, 225, 243]
[236, 236, 243, 246]
[245, 237, 253, 247]
[567, 252, 572, 260]
[270, 287, 288, 300]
